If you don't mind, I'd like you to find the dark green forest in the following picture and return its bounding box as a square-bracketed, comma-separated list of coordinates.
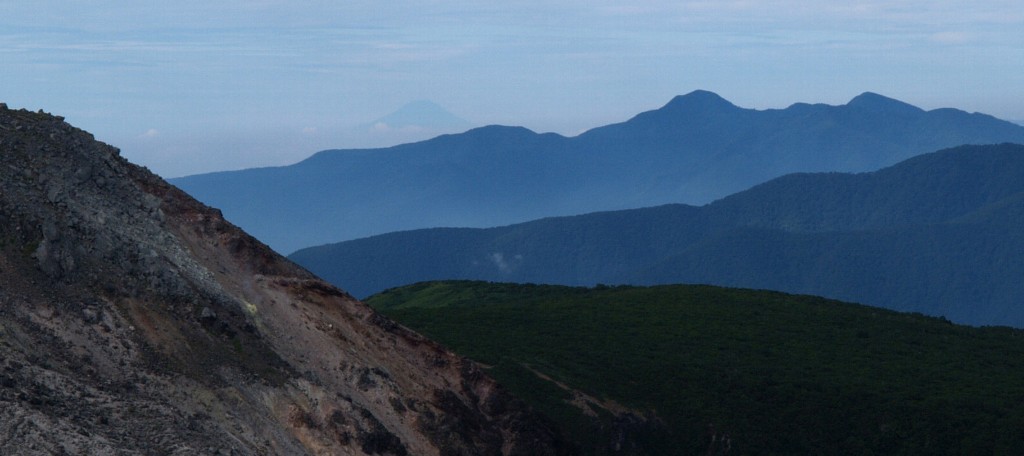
[368, 281, 1024, 455]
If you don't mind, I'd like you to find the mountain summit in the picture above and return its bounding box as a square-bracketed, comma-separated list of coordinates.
[661, 90, 740, 112]
[369, 100, 474, 132]
[0, 105, 565, 454]
[846, 91, 924, 114]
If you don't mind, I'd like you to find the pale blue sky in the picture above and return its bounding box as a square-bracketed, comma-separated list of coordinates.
[2, 1, 1021, 177]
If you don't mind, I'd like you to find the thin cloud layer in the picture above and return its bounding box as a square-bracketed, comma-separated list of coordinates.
[0, 1, 1020, 177]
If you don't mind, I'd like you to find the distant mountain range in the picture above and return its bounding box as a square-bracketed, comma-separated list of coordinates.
[171, 91, 1024, 253]
[290, 144, 1024, 327]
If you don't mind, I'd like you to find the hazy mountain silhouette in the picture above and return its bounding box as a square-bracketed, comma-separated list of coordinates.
[289, 144, 1024, 327]
[366, 100, 474, 132]
[332, 100, 478, 151]
[172, 91, 1024, 253]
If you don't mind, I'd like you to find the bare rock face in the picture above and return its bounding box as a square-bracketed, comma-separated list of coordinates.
[0, 105, 567, 455]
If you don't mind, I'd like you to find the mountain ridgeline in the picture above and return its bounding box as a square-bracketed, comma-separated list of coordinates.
[172, 91, 1024, 253]
[291, 143, 1024, 327]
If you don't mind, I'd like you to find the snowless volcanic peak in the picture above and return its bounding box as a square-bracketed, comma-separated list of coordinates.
[0, 104, 565, 455]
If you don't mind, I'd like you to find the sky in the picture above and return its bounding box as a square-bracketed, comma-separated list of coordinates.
[2, 1, 1022, 178]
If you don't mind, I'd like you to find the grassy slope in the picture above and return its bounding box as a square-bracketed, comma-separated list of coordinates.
[368, 281, 1024, 455]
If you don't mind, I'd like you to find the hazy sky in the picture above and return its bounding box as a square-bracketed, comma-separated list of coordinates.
[2, 1, 1022, 177]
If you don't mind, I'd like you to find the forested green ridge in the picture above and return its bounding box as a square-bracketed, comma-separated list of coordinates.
[369, 281, 1024, 455]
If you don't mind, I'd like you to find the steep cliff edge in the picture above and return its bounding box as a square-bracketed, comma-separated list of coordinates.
[0, 104, 566, 455]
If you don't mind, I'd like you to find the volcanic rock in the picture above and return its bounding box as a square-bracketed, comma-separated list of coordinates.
[0, 105, 566, 455]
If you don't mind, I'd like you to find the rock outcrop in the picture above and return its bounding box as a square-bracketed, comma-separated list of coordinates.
[0, 105, 566, 455]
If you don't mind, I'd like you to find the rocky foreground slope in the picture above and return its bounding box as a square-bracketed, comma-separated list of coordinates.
[0, 105, 565, 455]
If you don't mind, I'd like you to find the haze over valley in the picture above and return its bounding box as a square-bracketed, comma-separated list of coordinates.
[290, 143, 1024, 326]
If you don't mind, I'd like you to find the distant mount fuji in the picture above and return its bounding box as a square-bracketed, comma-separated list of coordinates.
[355, 100, 475, 147]
[172, 90, 1024, 254]
[366, 100, 474, 132]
